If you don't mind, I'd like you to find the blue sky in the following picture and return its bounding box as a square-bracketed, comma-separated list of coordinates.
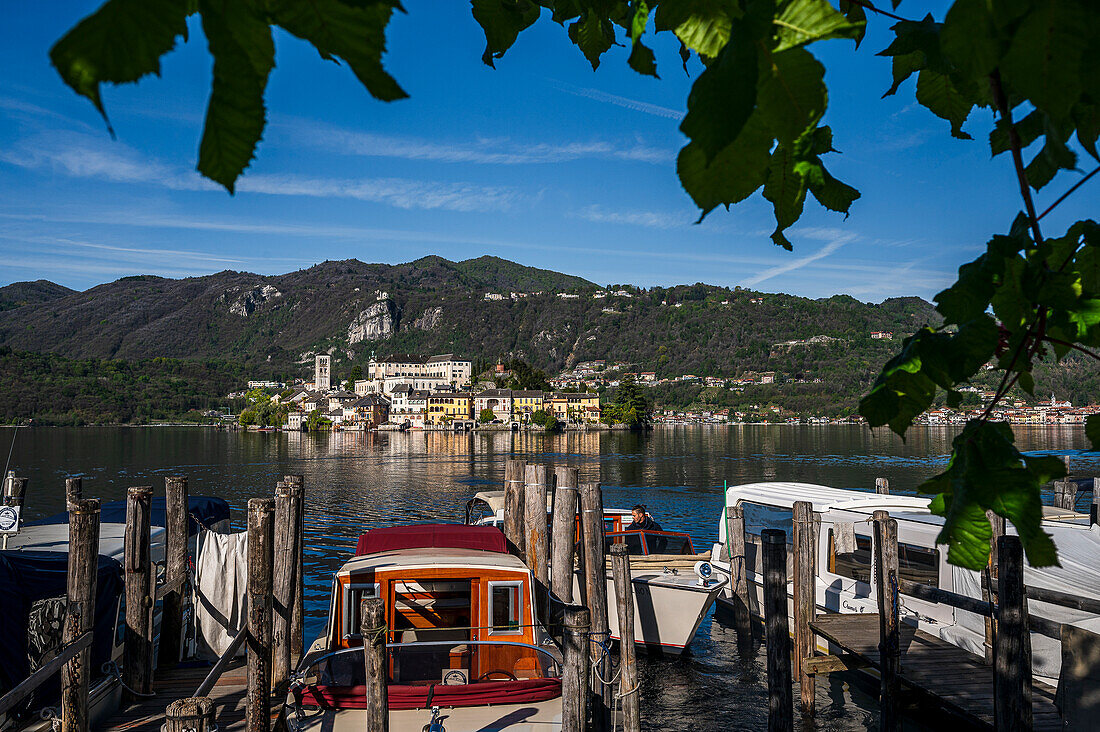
[0, 1, 1095, 300]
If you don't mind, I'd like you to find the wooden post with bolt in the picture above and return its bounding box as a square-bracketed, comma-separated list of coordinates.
[579, 481, 611, 731]
[246, 498, 274, 732]
[62, 497, 99, 732]
[609, 544, 640, 732]
[561, 605, 590, 732]
[283, 474, 305, 662]
[551, 467, 579, 603]
[160, 476, 189, 668]
[504, 459, 527, 560]
[361, 597, 389, 732]
[762, 529, 793, 732]
[124, 486, 154, 702]
[273, 482, 300, 693]
[524, 464, 550, 585]
[792, 501, 816, 721]
[873, 511, 900, 732]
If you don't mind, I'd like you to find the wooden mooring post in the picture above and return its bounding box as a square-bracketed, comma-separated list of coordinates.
[246, 498, 274, 732]
[610, 544, 640, 732]
[579, 481, 611, 732]
[361, 597, 389, 732]
[561, 605, 590, 732]
[62, 497, 100, 732]
[761, 529, 793, 732]
[504, 459, 527, 560]
[159, 476, 188, 668]
[995, 535, 1033, 729]
[283, 474, 305, 662]
[792, 501, 816, 721]
[873, 511, 901, 731]
[1092, 477, 1099, 526]
[875, 477, 889, 494]
[273, 482, 301, 693]
[725, 503, 754, 650]
[524, 464, 550, 586]
[65, 477, 82, 506]
[983, 511, 1006, 666]
[551, 467, 579, 603]
[124, 486, 154, 702]
[1054, 480, 1077, 511]
[165, 697, 216, 732]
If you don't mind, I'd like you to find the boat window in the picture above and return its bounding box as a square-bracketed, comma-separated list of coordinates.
[647, 533, 693, 555]
[488, 581, 523, 635]
[829, 533, 940, 587]
[899, 543, 939, 587]
[605, 532, 645, 555]
[342, 582, 380, 638]
[830, 533, 873, 584]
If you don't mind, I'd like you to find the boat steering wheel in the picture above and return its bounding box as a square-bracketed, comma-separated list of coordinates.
[476, 669, 518, 681]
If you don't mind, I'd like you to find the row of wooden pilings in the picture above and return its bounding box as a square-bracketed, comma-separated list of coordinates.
[725, 494, 1045, 732]
[165, 475, 307, 732]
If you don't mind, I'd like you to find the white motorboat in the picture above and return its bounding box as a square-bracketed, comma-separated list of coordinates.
[285, 524, 565, 731]
[466, 491, 727, 655]
[708, 481, 1100, 684]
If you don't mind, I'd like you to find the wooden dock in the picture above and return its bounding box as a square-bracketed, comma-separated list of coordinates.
[810, 613, 1063, 730]
[100, 660, 255, 732]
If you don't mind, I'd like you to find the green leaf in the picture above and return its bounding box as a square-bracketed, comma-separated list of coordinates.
[679, 31, 759, 162]
[1017, 369, 1035, 395]
[756, 47, 826, 143]
[806, 165, 859, 214]
[569, 10, 616, 70]
[940, 0, 1002, 80]
[677, 113, 773, 216]
[1025, 130, 1077, 191]
[626, 1, 659, 77]
[915, 69, 973, 140]
[49, 0, 192, 132]
[837, 0, 866, 49]
[1087, 413, 1100, 451]
[1000, 0, 1091, 121]
[471, 0, 541, 67]
[271, 0, 406, 102]
[654, 0, 737, 58]
[920, 420, 1062, 570]
[762, 143, 808, 249]
[197, 0, 274, 192]
[772, 0, 864, 53]
[989, 110, 1044, 157]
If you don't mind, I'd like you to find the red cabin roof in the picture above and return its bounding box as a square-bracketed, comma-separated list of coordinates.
[355, 524, 507, 556]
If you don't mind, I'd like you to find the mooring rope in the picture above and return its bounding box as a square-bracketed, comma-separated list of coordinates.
[103, 661, 158, 699]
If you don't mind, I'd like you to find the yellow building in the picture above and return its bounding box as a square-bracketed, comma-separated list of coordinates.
[426, 393, 473, 425]
[512, 390, 547, 423]
[549, 392, 601, 424]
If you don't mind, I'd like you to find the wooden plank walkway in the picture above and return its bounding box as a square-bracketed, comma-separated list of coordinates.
[810, 613, 1063, 730]
[100, 660, 261, 732]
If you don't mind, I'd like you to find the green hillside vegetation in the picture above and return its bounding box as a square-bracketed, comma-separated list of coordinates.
[0, 347, 263, 425]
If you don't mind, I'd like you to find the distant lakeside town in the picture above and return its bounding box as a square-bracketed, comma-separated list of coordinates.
[227, 351, 1100, 431]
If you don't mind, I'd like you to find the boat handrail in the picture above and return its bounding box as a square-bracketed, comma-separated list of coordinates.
[296, 638, 562, 677]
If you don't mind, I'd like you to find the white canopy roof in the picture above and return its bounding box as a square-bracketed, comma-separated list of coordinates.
[7, 522, 167, 562]
[725, 481, 932, 514]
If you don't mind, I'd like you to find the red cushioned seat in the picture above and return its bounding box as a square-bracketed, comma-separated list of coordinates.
[296, 678, 561, 710]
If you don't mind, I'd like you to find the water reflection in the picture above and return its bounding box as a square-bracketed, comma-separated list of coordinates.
[5, 424, 1094, 731]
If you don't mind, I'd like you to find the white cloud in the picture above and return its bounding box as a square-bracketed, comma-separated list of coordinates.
[288, 121, 673, 165]
[549, 80, 682, 120]
[741, 233, 854, 287]
[574, 204, 687, 229]
[0, 131, 524, 213]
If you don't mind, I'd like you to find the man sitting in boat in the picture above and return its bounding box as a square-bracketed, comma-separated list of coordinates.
[626, 505, 662, 532]
[626, 505, 666, 553]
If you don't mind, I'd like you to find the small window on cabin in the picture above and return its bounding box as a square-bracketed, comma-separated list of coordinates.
[606, 532, 645, 555]
[831, 533, 873, 584]
[343, 583, 380, 638]
[899, 543, 939, 587]
[488, 581, 523, 635]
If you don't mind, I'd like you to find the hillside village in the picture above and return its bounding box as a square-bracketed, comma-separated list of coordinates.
[252, 354, 602, 431]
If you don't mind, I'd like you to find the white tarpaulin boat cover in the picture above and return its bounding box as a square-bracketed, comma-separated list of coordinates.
[941, 522, 1100, 681]
[193, 529, 249, 660]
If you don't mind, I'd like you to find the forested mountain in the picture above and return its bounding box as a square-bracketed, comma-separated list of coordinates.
[1, 256, 1097, 423]
[0, 280, 74, 311]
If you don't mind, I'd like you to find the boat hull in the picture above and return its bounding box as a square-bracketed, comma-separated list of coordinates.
[575, 569, 727, 655]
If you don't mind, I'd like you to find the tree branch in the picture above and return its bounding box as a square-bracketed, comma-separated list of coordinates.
[989, 70, 1043, 244]
[842, 0, 914, 23]
[1040, 336, 1100, 364]
[1038, 165, 1100, 221]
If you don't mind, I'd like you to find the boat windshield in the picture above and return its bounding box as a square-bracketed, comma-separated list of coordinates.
[605, 531, 695, 556]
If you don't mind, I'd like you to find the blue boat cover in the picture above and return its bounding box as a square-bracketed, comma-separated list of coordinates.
[31, 495, 231, 535]
[0, 551, 123, 710]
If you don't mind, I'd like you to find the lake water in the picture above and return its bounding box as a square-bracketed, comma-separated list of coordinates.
[4, 424, 1096, 730]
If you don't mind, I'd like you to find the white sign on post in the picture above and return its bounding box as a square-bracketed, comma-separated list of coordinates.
[0, 505, 20, 534]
